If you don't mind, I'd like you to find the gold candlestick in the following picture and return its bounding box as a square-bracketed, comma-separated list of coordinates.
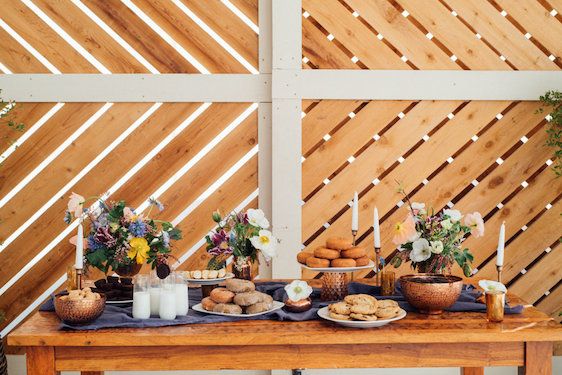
[375, 246, 381, 285]
[496, 265, 503, 283]
[351, 230, 357, 246]
[75, 268, 83, 290]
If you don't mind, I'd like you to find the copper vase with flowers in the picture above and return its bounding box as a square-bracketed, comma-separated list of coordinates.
[389, 186, 485, 314]
[205, 208, 276, 280]
[64, 193, 182, 279]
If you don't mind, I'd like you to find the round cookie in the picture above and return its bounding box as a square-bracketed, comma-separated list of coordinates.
[341, 246, 367, 259]
[209, 287, 235, 303]
[375, 306, 401, 319]
[350, 303, 377, 315]
[314, 247, 340, 260]
[201, 297, 217, 311]
[257, 292, 273, 304]
[225, 278, 255, 293]
[344, 294, 378, 307]
[350, 313, 378, 321]
[355, 256, 370, 266]
[328, 302, 351, 315]
[306, 256, 330, 268]
[233, 291, 261, 306]
[329, 311, 351, 320]
[326, 237, 353, 250]
[297, 251, 314, 264]
[246, 301, 273, 314]
[213, 303, 243, 314]
[377, 299, 399, 309]
[331, 258, 356, 268]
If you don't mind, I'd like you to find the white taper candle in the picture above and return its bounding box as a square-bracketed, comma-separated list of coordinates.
[373, 207, 381, 248]
[496, 221, 505, 267]
[351, 192, 359, 232]
[75, 222, 84, 269]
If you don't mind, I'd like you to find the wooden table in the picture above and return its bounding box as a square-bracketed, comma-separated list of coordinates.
[8, 279, 562, 375]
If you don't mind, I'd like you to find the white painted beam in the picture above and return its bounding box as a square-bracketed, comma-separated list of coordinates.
[301, 70, 562, 100]
[0, 74, 271, 102]
[271, 0, 301, 279]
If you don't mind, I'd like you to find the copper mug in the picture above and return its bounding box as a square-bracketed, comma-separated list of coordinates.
[485, 291, 505, 322]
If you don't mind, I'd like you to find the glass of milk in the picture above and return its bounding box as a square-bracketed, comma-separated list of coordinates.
[132, 274, 151, 319]
[159, 275, 177, 320]
[174, 272, 189, 316]
[149, 272, 161, 316]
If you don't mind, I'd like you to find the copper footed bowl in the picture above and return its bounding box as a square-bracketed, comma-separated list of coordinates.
[54, 293, 106, 324]
[400, 274, 463, 315]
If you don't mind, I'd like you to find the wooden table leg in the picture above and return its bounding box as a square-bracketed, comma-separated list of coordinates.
[26, 347, 57, 375]
[522, 341, 552, 375]
[460, 367, 484, 375]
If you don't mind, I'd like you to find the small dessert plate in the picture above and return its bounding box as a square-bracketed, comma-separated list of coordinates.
[192, 301, 284, 317]
[317, 306, 406, 328]
[185, 272, 235, 285]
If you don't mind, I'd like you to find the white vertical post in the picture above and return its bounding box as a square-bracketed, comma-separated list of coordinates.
[271, 0, 302, 279]
[258, 0, 273, 279]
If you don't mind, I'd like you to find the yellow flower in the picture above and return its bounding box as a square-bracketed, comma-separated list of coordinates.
[128, 237, 150, 264]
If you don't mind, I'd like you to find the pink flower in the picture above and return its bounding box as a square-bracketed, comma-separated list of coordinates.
[67, 192, 85, 217]
[392, 214, 419, 245]
[464, 212, 485, 237]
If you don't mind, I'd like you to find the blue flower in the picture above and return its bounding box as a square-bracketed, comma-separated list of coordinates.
[63, 211, 72, 224]
[129, 219, 147, 237]
[149, 197, 164, 212]
[162, 231, 170, 248]
[87, 234, 104, 251]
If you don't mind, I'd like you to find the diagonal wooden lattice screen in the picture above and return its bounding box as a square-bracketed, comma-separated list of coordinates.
[301, 0, 562, 325]
[0, 0, 259, 336]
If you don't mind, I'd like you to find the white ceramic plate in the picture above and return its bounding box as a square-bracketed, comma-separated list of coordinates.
[301, 260, 375, 273]
[317, 306, 406, 328]
[185, 272, 235, 285]
[106, 299, 133, 305]
[192, 301, 284, 317]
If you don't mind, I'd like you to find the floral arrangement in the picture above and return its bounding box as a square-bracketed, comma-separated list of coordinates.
[65, 193, 181, 275]
[284, 280, 313, 302]
[389, 189, 484, 277]
[205, 208, 276, 270]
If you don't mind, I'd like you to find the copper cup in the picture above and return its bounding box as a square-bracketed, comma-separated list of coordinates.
[381, 271, 395, 296]
[485, 291, 505, 322]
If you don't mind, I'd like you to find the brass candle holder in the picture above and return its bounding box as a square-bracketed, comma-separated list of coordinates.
[496, 265, 503, 283]
[485, 291, 505, 322]
[351, 229, 357, 246]
[75, 268, 83, 290]
[374, 246, 381, 286]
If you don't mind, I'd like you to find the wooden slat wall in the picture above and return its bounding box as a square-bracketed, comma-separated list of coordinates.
[0, 0, 259, 335]
[301, 0, 562, 325]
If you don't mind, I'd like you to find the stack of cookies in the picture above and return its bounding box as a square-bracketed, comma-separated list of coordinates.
[328, 294, 403, 321]
[297, 236, 370, 268]
[201, 278, 274, 315]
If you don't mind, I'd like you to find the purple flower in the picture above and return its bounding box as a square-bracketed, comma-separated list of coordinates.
[149, 197, 164, 212]
[63, 211, 72, 224]
[207, 229, 233, 256]
[129, 219, 147, 237]
[94, 226, 117, 248]
[87, 234, 104, 251]
[237, 211, 249, 225]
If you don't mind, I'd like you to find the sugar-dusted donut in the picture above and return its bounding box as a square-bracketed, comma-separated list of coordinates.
[314, 247, 340, 260]
[225, 278, 255, 293]
[213, 303, 243, 314]
[355, 256, 370, 266]
[209, 287, 235, 304]
[326, 236, 353, 250]
[201, 297, 217, 311]
[297, 251, 314, 264]
[341, 246, 367, 259]
[306, 256, 330, 268]
[331, 258, 356, 268]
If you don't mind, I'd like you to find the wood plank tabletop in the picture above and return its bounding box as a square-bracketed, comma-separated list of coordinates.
[8, 279, 562, 347]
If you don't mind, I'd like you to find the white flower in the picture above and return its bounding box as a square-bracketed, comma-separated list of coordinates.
[478, 280, 507, 293]
[247, 208, 270, 228]
[443, 209, 462, 222]
[410, 238, 432, 262]
[409, 231, 421, 242]
[411, 202, 426, 214]
[430, 240, 444, 254]
[441, 219, 453, 230]
[250, 230, 276, 259]
[284, 280, 313, 302]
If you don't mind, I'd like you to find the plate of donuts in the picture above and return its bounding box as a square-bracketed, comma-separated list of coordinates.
[192, 278, 284, 317]
[185, 269, 235, 285]
[297, 236, 375, 272]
